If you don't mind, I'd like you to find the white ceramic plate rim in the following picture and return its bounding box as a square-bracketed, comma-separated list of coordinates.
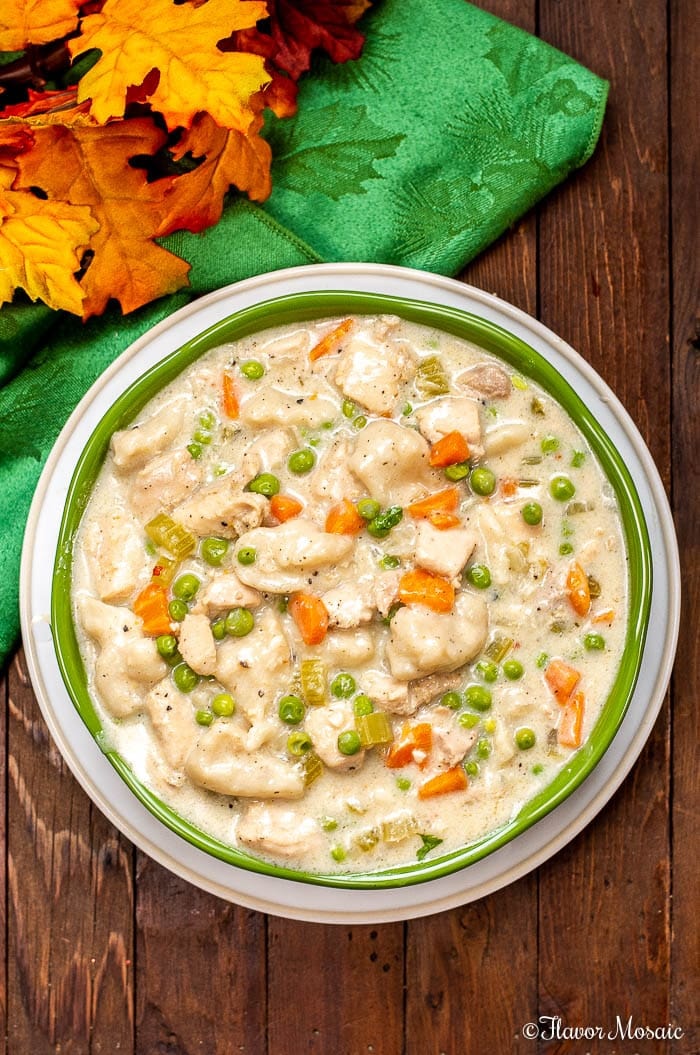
[20, 264, 680, 923]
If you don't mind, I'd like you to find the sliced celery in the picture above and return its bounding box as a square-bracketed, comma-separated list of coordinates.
[302, 752, 324, 787]
[300, 659, 328, 706]
[415, 355, 449, 396]
[355, 711, 393, 748]
[485, 636, 514, 663]
[150, 554, 177, 586]
[354, 826, 381, 852]
[382, 812, 418, 844]
[145, 514, 196, 560]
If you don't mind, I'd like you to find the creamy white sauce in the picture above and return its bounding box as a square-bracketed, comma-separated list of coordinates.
[72, 315, 627, 874]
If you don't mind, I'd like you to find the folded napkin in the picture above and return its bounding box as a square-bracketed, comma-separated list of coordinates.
[0, 0, 608, 665]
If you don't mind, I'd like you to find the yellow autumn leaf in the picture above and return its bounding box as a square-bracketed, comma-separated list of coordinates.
[0, 169, 99, 314]
[0, 0, 81, 50]
[69, 0, 271, 133]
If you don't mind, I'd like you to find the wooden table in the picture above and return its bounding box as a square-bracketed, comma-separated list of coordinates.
[2, 1, 697, 1052]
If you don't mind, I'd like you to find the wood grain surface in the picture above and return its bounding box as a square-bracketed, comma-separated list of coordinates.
[2, 1, 697, 1053]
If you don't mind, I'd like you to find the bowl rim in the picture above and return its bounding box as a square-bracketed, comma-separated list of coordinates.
[49, 287, 652, 889]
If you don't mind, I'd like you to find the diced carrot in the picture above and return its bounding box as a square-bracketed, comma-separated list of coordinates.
[500, 477, 518, 497]
[418, 766, 468, 799]
[407, 487, 460, 519]
[398, 568, 455, 613]
[385, 723, 433, 769]
[544, 658, 581, 705]
[427, 511, 461, 530]
[133, 583, 171, 636]
[593, 608, 616, 624]
[566, 560, 591, 617]
[428, 431, 470, 468]
[270, 494, 303, 523]
[222, 373, 239, 419]
[309, 318, 354, 362]
[325, 498, 365, 535]
[289, 592, 329, 646]
[558, 690, 585, 748]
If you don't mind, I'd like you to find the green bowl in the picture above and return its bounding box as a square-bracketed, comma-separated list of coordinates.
[51, 290, 652, 889]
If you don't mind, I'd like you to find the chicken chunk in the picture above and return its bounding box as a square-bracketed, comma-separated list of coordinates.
[407, 670, 463, 710]
[386, 592, 488, 681]
[111, 399, 186, 471]
[185, 722, 304, 799]
[321, 582, 374, 629]
[456, 363, 511, 399]
[145, 678, 196, 773]
[309, 438, 360, 504]
[414, 521, 478, 580]
[216, 610, 292, 732]
[178, 613, 217, 676]
[77, 595, 167, 718]
[334, 336, 415, 416]
[241, 428, 295, 478]
[173, 478, 267, 538]
[426, 706, 478, 771]
[304, 700, 366, 771]
[361, 670, 412, 715]
[237, 803, 323, 858]
[349, 420, 439, 506]
[416, 397, 483, 459]
[82, 507, 151, 604]
[240, 387, 337, 428]
[233, 519, 354, 594]
[128, 449, 203, 521]
[195, 572, 262, 614]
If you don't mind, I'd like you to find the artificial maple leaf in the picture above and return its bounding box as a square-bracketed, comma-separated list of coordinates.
[158, 111, 272, 235]
[0, 0, 81, 51]
[1, 88, 84, 119]
[68, 0, 271, 133]
[17, 116, 191, 317]
[262, 0, 370, 79]
[0, 167, 99, 314]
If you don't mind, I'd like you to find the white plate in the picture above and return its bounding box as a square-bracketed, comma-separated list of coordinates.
[20, 264, 680, 923]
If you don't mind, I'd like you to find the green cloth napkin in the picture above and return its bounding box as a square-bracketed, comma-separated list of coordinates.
[0, 0, 608, 665]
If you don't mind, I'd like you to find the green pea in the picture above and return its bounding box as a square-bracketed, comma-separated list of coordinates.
[330, 672, 356, 698]
[173, 662, 199, 693]
[195, 709, 213, 726]
[396, 777, 411, 791]
[541, 435, 560, 454]
[536, 652, 548, 669]
[357, 498, 381, 521]
[352, 415, 368, 430]
[278, 694, 305, 724]
[550, 475, 576, 502]
[240, 359, 265, 380]
[466, 563, 491, 589]
[367, 505, 403, 538]
[247, 472, 280, 496]
[464, 761, 479, 777]
[353, 694, 374, 716]
[441, 691, 463, 710]
[476, 660, 499, 683]
[156, 634, 178, 659]
[192, 429, 212, 445]
[330, 845, 346, 863]
[503, 659, 524, 680]
[459, 712, 480, 728]
[287, 731, 312, 756]
[200, 536, 229, 566]
[187, 442, 203, 460]
[532, 762, 544, 775]
[444, 461, 470, 482]
[173, 573, 200, 602]
[199, 410, 216, 429]
[211, 693, 236, 717]
[211, 617, 226, 641]
[337, 730, 362, 756]
[341, 399, 356, 419]
[288, 448, 316, 474]
[470, 466, 496, 496]
[515, 727, 536, 750]
[224, 607, 255, 637]
[476, 738, 492, 760]
[379, 554, 401, 570]
[168, 599, 188, 622]
[321, 816, 338, 831]
[402, 403, 413, 416]
[584, 632, 606, 651]
[571, 450, 586, 468]
[559, 542, 575, 556]
[464, 685, 492, 711]
[522, 501, 543, 526]
[237, 547, 257, 566]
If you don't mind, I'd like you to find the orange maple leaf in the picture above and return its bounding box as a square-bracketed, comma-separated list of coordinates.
[0, 166, 99, 314]
[158, 111, 272, 234]
[0, 0, 81, 50]
[68, 0, 271, 133]
[17, 117, 191, 317]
